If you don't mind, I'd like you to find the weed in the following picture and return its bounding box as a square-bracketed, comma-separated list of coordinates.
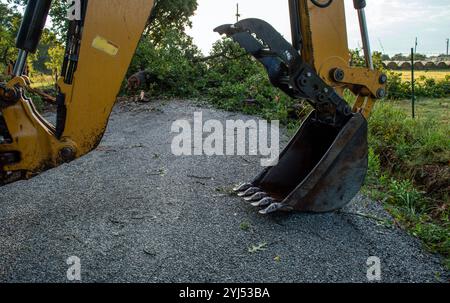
[248, 242, 268, 254]
[239, 221, 251, 231]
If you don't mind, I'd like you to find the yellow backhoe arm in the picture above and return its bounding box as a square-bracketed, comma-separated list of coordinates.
[218, 0, 387, 214]
[0, 0, 154, 181]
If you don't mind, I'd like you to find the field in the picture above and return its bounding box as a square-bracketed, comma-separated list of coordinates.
[393, 70, 449, 82]
[392, 97, 450, 124]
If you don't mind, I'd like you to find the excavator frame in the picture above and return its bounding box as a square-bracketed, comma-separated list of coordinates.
[0, 0, 386, 214]
[0, 0, 155, 181]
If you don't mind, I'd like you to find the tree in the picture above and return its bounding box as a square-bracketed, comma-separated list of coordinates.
[7, 0, 71, 41]
[0, 2, 22, 65]
[9, 0, 198, 45]
[381, 54, 390, 61]
[350, 49, 384, 70]
[147, 0, 197, 44]
[391, 53, 408, 61]
[45, 43, 64, 80]
[412, 53, 427, 61]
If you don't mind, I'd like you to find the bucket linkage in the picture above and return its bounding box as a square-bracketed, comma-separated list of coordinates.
[215, 19, 369, 214]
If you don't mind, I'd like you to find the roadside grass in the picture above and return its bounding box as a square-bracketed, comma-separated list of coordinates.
[365, 101, 449, 269]
[393, 70, 449, 82]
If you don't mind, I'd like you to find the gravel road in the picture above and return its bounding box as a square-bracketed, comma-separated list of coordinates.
[0, 100, 447, 282]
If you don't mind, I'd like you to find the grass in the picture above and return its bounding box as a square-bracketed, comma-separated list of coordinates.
[392, 98, 450, 124]
[366, 101, 449, 269]
[29, 74, 55, 89]
[393, 70, 449, 82]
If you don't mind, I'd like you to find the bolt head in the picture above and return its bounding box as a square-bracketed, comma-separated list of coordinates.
[60, 147, 76, 162]
[333, 68, 345, 82]
[376, 88, 386, 99]
[379, 74, 388, 84]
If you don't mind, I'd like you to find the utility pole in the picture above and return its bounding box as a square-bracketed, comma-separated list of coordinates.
[414, 37, 418, 54]
[235, 3, 241, 23]
[446, 38, 449, 56]
[411, 48, 415, 119]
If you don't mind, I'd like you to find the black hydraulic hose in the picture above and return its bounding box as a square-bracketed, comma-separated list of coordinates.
[289, 0, 302, 51]
[15, 0, 52, 53]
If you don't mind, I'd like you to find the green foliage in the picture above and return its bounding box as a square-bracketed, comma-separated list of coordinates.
[366, 102, 449, 265]
[391, 53, 428, 61]
[128, 29, 206, 97]
[205, 38, 296, 124]
[378, 179, 449, 263]
[385, 178, 425, 214]
[0, 2, 21, 66]
[350, 49, 384, 70]
[1, 1, 63, 75]
[7, 0, 199, 77]
[148, 0, 198, 45]
[8, 0, 199, 43]
[384, 71, 410, 99]
[239, 221, 251, 231]
[367, 148, 381, 184]
[7, 0, 69, 41]
[387, 73, 450, 99]
[369, 102, 450, 172]
[45, 42, 65, 77]
[414, 75, 450, 98]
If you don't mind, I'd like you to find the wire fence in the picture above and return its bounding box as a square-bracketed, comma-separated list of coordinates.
[382, 50, 450, 119]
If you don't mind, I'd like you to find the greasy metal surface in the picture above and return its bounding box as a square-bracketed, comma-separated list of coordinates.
[253, 111, 368, 213]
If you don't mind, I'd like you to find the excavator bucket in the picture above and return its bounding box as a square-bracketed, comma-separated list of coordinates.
[235, 111, 368, 214]
[216, 18, 372, 214]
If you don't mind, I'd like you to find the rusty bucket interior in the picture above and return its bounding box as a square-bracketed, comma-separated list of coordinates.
[239, 110, 369, 214]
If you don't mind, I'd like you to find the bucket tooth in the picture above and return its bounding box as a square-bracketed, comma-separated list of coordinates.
[237, 187, 261, 197]
[251, 197, 274, 208]
[233, 183, 253, 193]
[244, 192, 268, 202]
[259, 203, 292, 215]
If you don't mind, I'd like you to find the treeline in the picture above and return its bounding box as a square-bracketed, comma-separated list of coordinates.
[382, 53, 450, 61]
[1, 0, 448, 102]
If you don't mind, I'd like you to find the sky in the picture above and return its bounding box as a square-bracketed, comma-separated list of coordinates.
[187, 0, 450, 56]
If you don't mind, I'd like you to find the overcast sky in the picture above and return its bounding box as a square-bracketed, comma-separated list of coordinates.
[187, 0, 450, 56]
